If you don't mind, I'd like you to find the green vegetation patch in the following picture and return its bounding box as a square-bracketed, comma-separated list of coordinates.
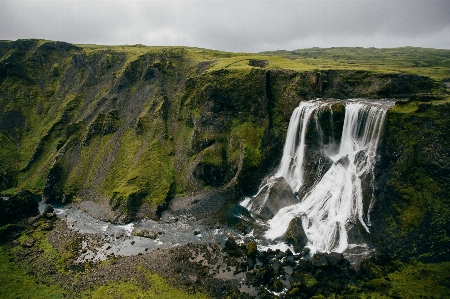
[380, 98, 450, 262]
[0, 133, 18, 190]
[102, 129, 174, 216]
[0, 247, 64, 299]
[228, 121, 264, 169]
[81, 266, 208, 299]
[352, 261, 450, 299]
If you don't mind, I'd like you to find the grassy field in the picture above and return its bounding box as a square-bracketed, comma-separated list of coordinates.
[74, 44, 450, 80]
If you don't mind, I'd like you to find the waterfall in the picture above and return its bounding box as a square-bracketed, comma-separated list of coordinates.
[260, 99, 393, 253]
[275, 100, 331, 194]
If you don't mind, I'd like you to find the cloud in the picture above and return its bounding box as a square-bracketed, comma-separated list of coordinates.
[1, 0, 449, 52]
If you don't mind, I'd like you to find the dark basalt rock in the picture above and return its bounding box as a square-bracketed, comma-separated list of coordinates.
[0, 190, 39, 226]
[224, 237, 237, 251]
[289, 272, 318, 296]
[284, 216, 309, 252]
[311, 253, 329, 267]
[326, 252, 345, 266]
[250, 176, 299, 219]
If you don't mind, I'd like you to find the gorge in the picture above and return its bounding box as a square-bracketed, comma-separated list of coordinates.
[0, 40, 449, 298]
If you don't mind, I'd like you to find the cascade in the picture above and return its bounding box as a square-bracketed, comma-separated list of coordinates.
[244, 99, 394, 253]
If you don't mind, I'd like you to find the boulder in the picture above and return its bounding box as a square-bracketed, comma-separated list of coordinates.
[327, 252, 345, 266]
[289, 273, 318, 296]
[132, 228, 158, 239]
[224, 237, 238, 250]
[311, 253, 329, 267]
[24, 238, 35, 247]
[0, 190, 39, 226]
[250, 177, 299, 219]
[284, 216, 309, 252]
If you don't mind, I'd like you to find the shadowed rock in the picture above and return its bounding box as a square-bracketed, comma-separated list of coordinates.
[250, 177, 299, 219]
[284, 216, 309, 253]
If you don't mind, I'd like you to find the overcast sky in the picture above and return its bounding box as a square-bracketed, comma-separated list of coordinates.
[1, 0, 449, 52]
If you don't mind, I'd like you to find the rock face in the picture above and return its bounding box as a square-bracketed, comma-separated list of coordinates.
[0, 190, 39, 225]
[371, 100, 450, 262]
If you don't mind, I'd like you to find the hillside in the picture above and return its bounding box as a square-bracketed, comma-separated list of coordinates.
[1, 40, 447, 222]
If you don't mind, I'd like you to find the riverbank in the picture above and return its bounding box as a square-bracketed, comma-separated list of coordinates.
[1, 205, 450, 298]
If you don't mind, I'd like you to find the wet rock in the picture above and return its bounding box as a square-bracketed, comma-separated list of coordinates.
[295, 259, 312, 271]
[284, 216, 309, 252]
[272, 278, 284, 292]
[250, 177, 299, 219]
[45, 212, 56, 219]
[133, 228, 158, 239]
[272, 259, 282, 274]
[246, 256, 256, 268]
[289, 273, 318, 296]
[301, 246, 311, 256]
[311, 253, 329, 267]
[224, 237, 237, 251]
[327, 252, 345, 266]
[42, 204, 55, 214]
[225, 205, 253, 235]
[337, 155, 350, 168]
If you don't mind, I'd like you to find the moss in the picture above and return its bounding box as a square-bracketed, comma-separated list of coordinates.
[350, 262, 450, 299]
[101, 129, 174, 216]
[0, 246, 64, 299]
[228, 122, 264, 169]
[0, 133, 19, 190]
[81, 266, 208, 299]
[199, 143, 224, 168]
[247, 241, 257, 257]
[377, 101, 450, 262]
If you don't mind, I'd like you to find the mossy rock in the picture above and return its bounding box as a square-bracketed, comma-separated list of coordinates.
[0, 190, 39, 225]
[284, 217, 309, 252]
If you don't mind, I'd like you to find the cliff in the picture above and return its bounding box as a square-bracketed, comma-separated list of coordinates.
[0, 40, 446, 233]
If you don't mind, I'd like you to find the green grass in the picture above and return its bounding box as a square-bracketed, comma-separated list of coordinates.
[81, 266, 208, 299]
[73, 44, 450, 80]
[0, 247, 64, 299]
[101, 128, 174, 212]
[263, 47, 450, 80]
[353, 262, 450, 299]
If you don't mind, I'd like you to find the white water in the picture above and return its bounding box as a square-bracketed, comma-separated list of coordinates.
[262, 99, 393, 253]
[275, 100, 332, 193]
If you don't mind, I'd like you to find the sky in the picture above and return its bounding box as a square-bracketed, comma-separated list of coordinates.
[1, 0, 449, 53]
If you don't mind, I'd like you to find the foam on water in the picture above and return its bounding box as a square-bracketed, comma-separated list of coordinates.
[261, 99, 393, 253]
